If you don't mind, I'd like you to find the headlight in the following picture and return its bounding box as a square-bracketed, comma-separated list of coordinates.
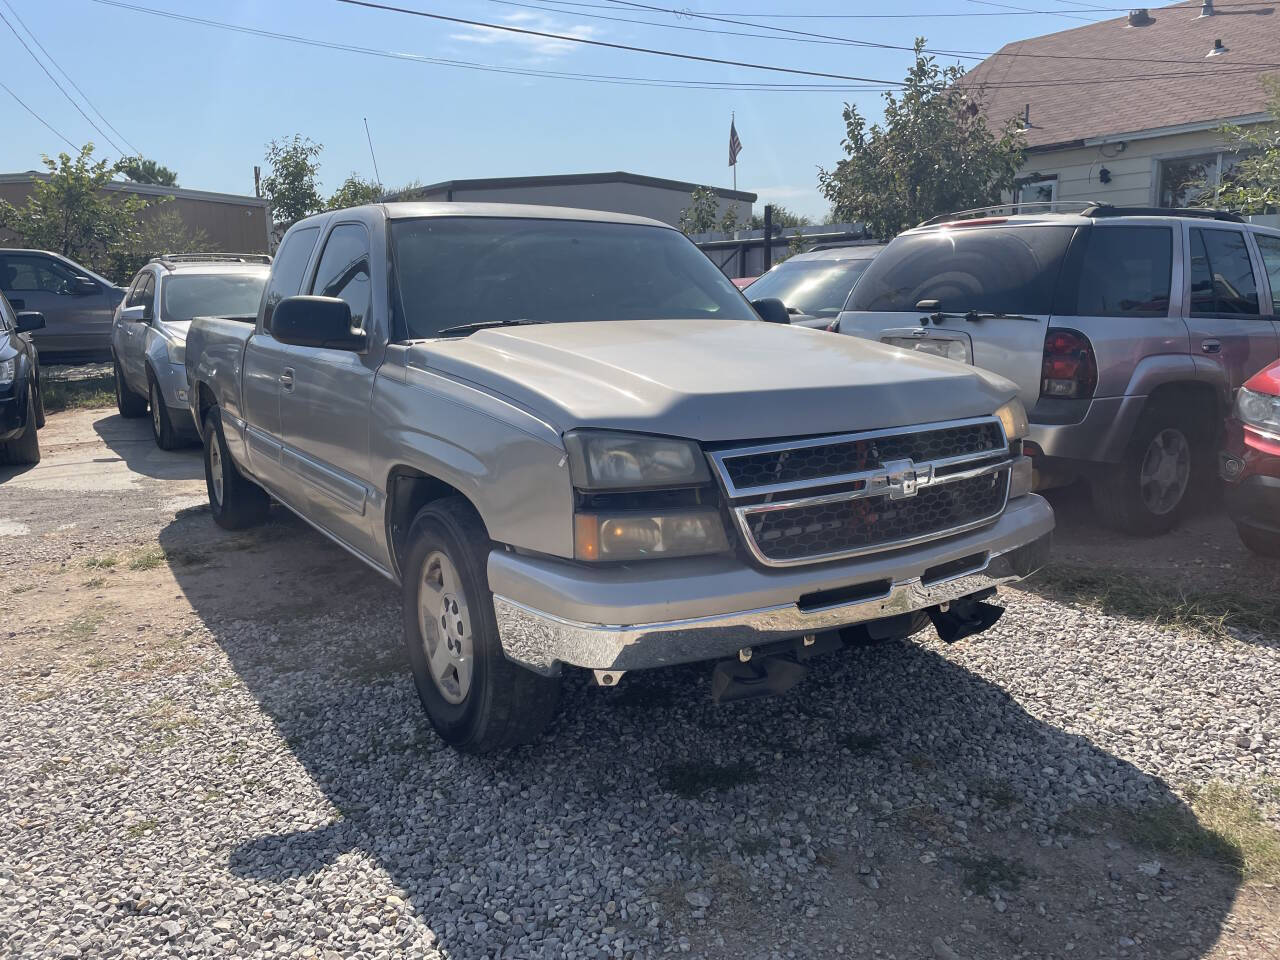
[994, 398, 1029, 441]
[0, 358, 13, 385]
[574, 509, 729, 561]
[564, 430, 710, 490]
[167, 339, 186, 365]
[1238, 386, 1280, 434]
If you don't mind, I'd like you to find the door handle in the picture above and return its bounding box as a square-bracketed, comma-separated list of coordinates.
[1201, 338, 1222, 354]
[280, 367, 295, 390]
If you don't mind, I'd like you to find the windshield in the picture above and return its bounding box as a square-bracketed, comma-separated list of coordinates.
[390, 217, 758, 337]
[746, 258, 873, 317]
[847, 225, 1075, 315]
[161, 273, 267, 322]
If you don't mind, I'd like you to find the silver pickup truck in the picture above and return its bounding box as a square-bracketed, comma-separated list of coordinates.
[185, 202, 1054, 753]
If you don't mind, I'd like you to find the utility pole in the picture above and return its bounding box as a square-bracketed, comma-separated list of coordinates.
[763, 204, 773, 273]
[253, 165, 261, 199]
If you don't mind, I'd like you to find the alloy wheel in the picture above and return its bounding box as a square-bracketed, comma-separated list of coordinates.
[1139, 427, 1190, 516]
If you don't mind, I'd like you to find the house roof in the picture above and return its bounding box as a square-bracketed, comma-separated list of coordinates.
[411, 171, 756, 202]
[0, 172, 268, 207]
[967, 0, 1280, 151]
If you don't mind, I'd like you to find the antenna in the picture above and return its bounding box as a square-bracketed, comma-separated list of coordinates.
[363, 117, 383, 187]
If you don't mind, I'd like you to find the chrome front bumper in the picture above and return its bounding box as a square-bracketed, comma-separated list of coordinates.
[490, 494, 1054, 675]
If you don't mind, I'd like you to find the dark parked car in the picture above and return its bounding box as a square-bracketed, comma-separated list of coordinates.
[1221, 358, 1280, 556]
[0, 249, 125, 360]
[744, 243, 885, 328]
[0, 291, 46, 465]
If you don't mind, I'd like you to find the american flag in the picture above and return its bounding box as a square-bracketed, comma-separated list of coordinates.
[729, 118, 742, 167]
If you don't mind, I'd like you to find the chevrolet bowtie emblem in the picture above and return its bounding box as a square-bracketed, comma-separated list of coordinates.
[869, 459, 933, 500]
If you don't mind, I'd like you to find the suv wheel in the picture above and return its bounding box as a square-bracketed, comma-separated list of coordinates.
[149, 376, 182, 450]
[402, 496, 560, 752]
[114, 358, 147, 418]
[1092, 406, 1201, 536]
[202, 407, 269, 529]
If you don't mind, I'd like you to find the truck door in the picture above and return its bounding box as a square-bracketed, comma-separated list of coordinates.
[1183, 225, 1278, 399]
[277, 221, 380, 558]
[242, 224, 321, 496]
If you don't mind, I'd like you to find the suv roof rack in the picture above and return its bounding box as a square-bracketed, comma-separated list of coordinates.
[1079, 204, 1244, 223]
[150, 252, 272, 268]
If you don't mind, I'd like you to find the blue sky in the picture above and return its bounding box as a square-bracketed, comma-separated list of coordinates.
[1, 0, 1135, 220]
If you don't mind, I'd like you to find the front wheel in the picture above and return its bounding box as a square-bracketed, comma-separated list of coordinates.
[402, 496, 560, 752]
[1091, 407, 1201, 536]
[202, 407, 269, 530]
[0, 387, 40, 465]
[149, 377, 182, 450]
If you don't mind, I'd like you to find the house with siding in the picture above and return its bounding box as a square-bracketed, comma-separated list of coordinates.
[968, 0, 1280, 210]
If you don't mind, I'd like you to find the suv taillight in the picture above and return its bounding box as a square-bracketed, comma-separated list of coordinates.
[1041, 328, 1097, 399]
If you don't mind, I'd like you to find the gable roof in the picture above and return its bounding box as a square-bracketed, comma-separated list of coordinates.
[967, 0, 1280, 151]
[413, 171, 756, 202]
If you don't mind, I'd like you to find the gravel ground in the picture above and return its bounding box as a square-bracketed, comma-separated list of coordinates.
[2, 408, 1278, 960]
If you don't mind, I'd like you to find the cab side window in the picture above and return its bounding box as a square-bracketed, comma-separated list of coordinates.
[262, 225, 321, 332]
[125, 273, 150, 308]
[1190, 228, 1260, 317]
[310, 223, 372, 331]
[131, 275, 156, 318]
[3, 254, 77, 295]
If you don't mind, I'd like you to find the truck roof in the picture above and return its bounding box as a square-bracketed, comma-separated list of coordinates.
[324, 201, 675, 230]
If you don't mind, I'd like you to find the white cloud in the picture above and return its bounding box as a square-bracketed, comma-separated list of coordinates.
[449, 11, 600, 62]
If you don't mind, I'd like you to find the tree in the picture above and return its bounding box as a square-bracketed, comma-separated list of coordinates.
[678, 186, 721, 235]
[327, 173, 382, 210]
[262, 135, 324, 229]
[106, 206, 213, 282]
[0, 143, 153, 281]
[817, 39, 1025, 240]
[1207, 76, 1280, 214]
[120, 156, 178, 186]
[750, 204, 811, 229]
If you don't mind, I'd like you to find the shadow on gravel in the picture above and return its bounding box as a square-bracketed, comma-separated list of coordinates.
[158, 512, 1242, 959]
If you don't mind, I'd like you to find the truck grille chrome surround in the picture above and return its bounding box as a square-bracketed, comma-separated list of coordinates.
[708, 417, 1012, 568]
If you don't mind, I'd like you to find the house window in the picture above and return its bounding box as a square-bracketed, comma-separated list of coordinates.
[1017, 178, 1057, 206]
[1157, 151, 1249, 208]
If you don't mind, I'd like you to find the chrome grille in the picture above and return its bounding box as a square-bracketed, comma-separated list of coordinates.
[709, 417, 1012, 567]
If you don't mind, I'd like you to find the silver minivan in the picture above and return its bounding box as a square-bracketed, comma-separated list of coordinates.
[837, 204, 1280, 535]
[111, 254, 269, 449]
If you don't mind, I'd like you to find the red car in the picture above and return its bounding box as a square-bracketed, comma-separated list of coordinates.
[1222, 359, 1280, 556]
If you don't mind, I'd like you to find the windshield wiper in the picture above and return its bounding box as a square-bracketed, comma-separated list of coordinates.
[914, 300, 1036, 325]
[434, 318, 550, 337]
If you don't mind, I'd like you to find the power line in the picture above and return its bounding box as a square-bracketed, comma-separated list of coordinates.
[0, 9, 126, 153]
[600, 0, 1280, 69]
[87, 0, 895, 92]
[0, 77, 77, 149]
[962, 0, 1095, 19]
[333, 0, 908, 84]
[538, 0, 1278, 16]
[1, 0, 140, 156]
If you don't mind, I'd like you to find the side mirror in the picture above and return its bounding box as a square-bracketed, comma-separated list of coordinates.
[72, 276, 99, 296]
[751, 297, 790, 325]
[119, 305, 147, 323]
[15, 311, 44, 333]
[272, 296, 366, 352]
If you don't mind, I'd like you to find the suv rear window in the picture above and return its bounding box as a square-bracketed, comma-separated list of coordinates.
[1059, 225, 1172, 318]
[847, 225, 1074, 315]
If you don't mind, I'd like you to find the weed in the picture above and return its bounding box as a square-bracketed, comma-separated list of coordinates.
[12, 584, 34, 594]
[970, 775, 1019, 810]
[659, 760, 759, 798]
[85, 555, 118, 570]
[59, 613, 103, 642]
[41, 374, 114, 413]
[1024, 564, 1280, 640]
[128, 546, 210, 571]
[145, 700, 198, 733]
[83, 577, 105, 589]
[128, 548, 166, 571]
[127, 819, 159, 838]
[952, 852, 1031, 896]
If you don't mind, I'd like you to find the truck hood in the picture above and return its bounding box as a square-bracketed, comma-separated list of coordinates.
[413, 318, 1018, 443]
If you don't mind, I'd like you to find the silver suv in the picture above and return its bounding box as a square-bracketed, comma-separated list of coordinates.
[111, 254, 269, 449]
[836, 204, 1280, 535]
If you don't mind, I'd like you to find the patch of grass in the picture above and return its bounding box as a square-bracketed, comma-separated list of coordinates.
[952, 852, 1031, 896]
[145, 699, 198, 733]
[1108, 784, 1280, 882]
[59, 613, 103, 642]
[83, 577, 105, 589]
[85, 554, 118, 570]
[12, 583, 34, 594]
[128, 546, 210, 571]
[970, 775, 1019, 810]
[127, 819, 159, 838]
[1025, 563, 1280, 640]
[128, 548, 167, 571]
[41, 374, 114, 413]
[19, 689, 54, 704]
[843, 732, 883, 753]
[660, 760, 759, 799]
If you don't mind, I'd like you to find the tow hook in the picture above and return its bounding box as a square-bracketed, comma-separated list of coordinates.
[927, 590, 1005, 644]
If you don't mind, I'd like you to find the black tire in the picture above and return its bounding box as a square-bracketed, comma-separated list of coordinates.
[149, 374, 183, 451]
[1237, 524, 1280, 558]
[0, 387, 40, 465]
[114, 358, 148, 418]
[402, 496, 560, 752]
[202, 407, 269, 530]
[1091, 403, 1205, 536]
[32, 372, 45, 429]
